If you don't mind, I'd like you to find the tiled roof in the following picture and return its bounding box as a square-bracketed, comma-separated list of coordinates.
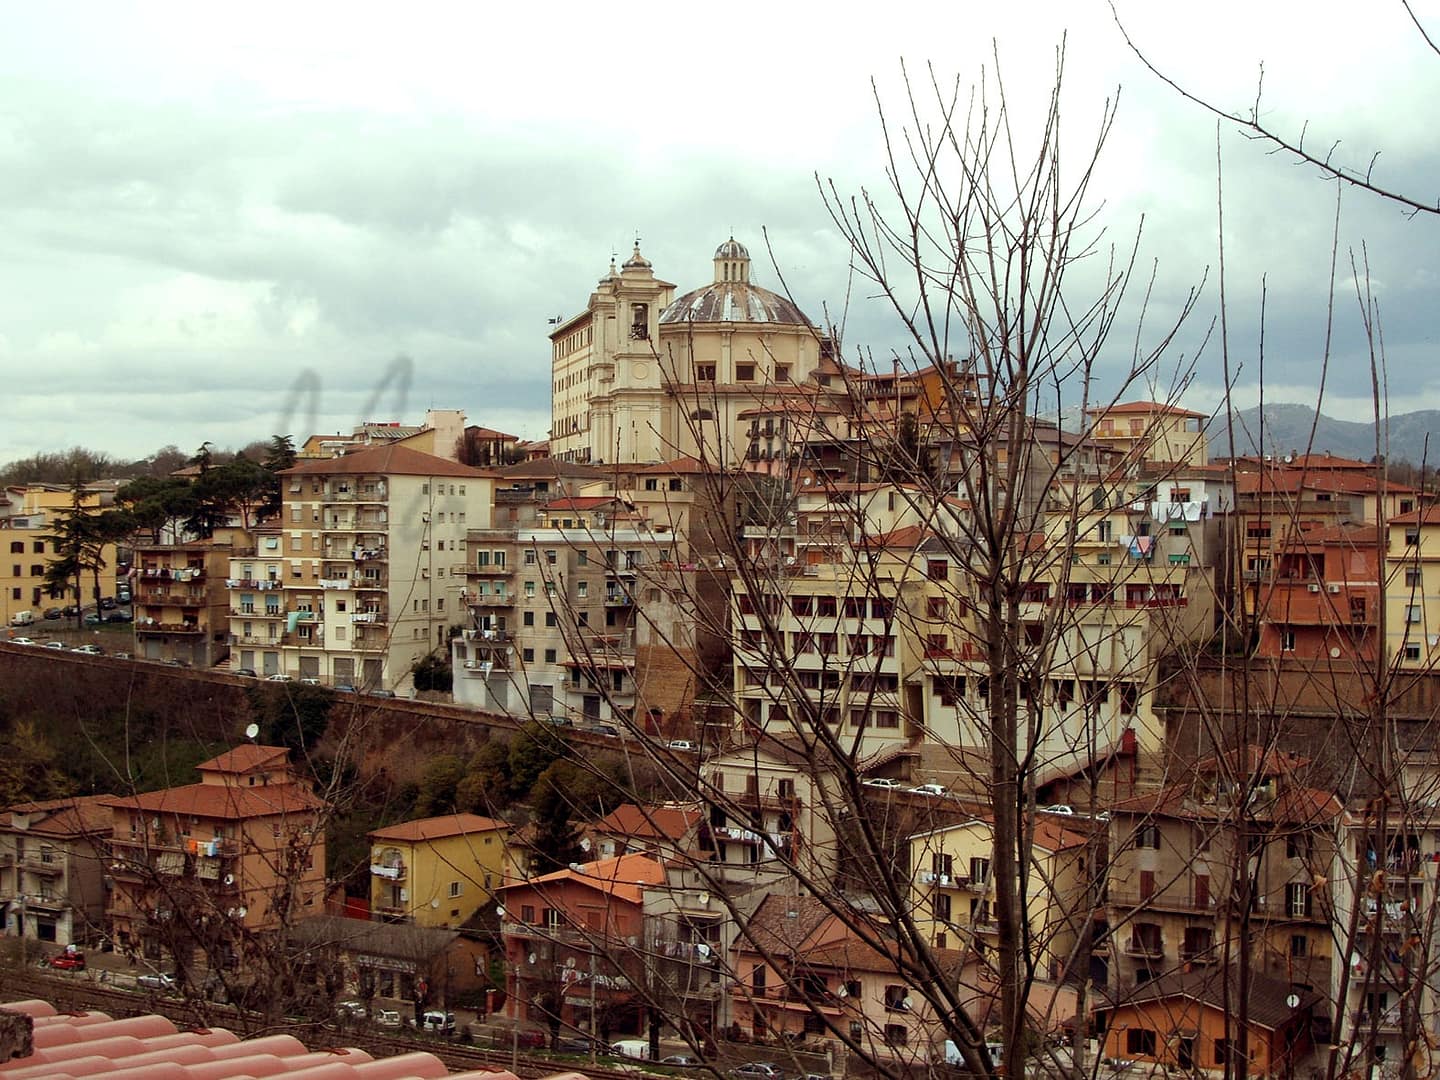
[0, 996, 521, 1078]
[539, 496, 622, 512]
[592, 803, 700, 843]
[281, 444, 501, 479]
[100, 782, 326, 821]
[369, 813, 511, 844]
[501, 853, 665, 905]
[0, 795, 114, 837]
[1088, 400, 1207, 418]
[467, 426, 519, 440]
[195, 745, 291, 776]
[1097, 967, 1322, 1031]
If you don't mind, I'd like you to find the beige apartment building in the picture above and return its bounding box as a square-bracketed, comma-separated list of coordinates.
[1386, 505, 1440, 670]
[549, 238, 831, 467]
[244, 445, 498, 689]
[0, 796, 113, 948]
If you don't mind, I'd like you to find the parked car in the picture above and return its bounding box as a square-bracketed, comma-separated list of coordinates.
[515, 1030, 547, 1049]
[374, 1009, 403, 1028]
[112, 651, 131, 659]
[9, 610, 34, 627]
[71, 644, 103, 655]
[909, 783, 950, 797]
[585, 723, 620, 738]
[370, 688, 397, 698]
[83, 614, 103, 626]
[863, 777, 903, 789]
[61, 605, 80, 617]
[662, 1054, 701, 1066]
[264, 673, 293, 682]
[335, 1000, 365, 1019]
[420, 1010, 456, 1036]
[42, 607, 62, 620]
[42, 641, 66, 650]
[1041, 804, 1075, 815]
[334, 683, 357, 693]
[543, 713, 573, 726]
[729, 1063, 783, 1080]
[138, 971, 177, 992]
[105, 611, 133, 623]
[299, 677, 322, 686]
[10, 637, 37, 646]
[667, 739, 697, 752]
[611, 1040, 652, 1061]
[163, 658, 190, 667]
[49, 951, 86, 971]
[234, 667, 258, 678]
[100, 597, 117, 610]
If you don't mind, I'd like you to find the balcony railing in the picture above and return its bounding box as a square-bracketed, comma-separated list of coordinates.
[463, 628, 512, 644]
[20, 858, 63, 877]
[232, 608, 286, 619]
[467, 594, 516, 607]
[351, 612, 387, 624]
[370, 861, 406, 880]
[136, 621, 204, 635]
[230, 634, 281, 647]
[1124, 939, 1165, 959]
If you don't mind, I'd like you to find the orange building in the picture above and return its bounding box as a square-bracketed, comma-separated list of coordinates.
[104, 745, 327, 967]
[497, 853, 665, 1039]
[1097, 968, 1320, 1076]
[1254, 524, 1380, 661]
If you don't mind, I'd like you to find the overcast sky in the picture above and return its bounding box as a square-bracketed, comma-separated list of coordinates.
[3, 2, 1438, 467]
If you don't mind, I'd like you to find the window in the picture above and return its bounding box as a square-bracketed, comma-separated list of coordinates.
[883, 1025, 909, 1047]
[933, 893, 951, 921]
[1290, 934, 1308, 957]
[7, 542, 20, 554]
[735, 363, 755, 381]
[520, 904, 536, 924]
[1126, 1029, 1157, 1057]
[695, 363, 716, 382]
[1406, 605, 1423, 624]
[1280, 629, 1296, 652]
[1285, 882, 1313, 918]
[1119, 683, 1139, 715]
[449, 881, 463, 898]
[524, 549, 536, 566]
[1406, 568, 1423, 588]
[522, 611, 534, 627]
[969, 856, 990, 885]
[544, 648, 557, 663]
[577, 581, 588, 598]
[1405, 643, 1422, 661]
[883, 985, 910, 1011]
[1405, 527, 1420, 546]
[525, 581, 537, 598]
[1139, 870, 1155, 900]
[926, 559, 948, 581]
[522, 648, 534, 662]
[1135, 825, 1161, 850]
[1286, 834, 1310, 859]
[545, 612, 557, 628]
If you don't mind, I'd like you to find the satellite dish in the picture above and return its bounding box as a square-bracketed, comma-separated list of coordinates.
[223, 874, 235, 886]
[579, 838, 592, 852]
[244, 723, 260, 740]
[565, 957, 576, 968]
[836, 984, 849, 998]
[1286, 993, 1301, 1009]
[236, 906, 248, 918]
[495, 905, 506, 918]
[1329, 647, 1341, 659]
[431, 899, 440, 909]
[902, 996, 914, 1011]
[528, 952, 538, 966]
[698, 892, 710, 906]
[696, 943, 711, 959]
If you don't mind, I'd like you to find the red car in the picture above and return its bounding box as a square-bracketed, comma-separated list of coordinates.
[50, 952, 86, 971]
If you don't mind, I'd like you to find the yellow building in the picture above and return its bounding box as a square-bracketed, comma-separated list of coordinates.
[1, 484, 119, 626]
[368, 813, 515, 928]
[549, 238, 832, 466]
[907, 815, 1090, 982]
[1086, 401, 1209, 468]
[1386, 505, 1440, 669]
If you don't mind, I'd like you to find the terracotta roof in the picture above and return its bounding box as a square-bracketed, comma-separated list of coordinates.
[101, 782, 325, 821]
[281, 444, 501, 479]
[1088, 400, 1207, 418]
[592, 803, 700, 844]
[1097, 967, 1322, 1032]
[0, 795, 114, 837]
[1390, 504, 1440, 525]
[495, 458, 605, 480]
[501, 853, 665, 906]
[368, 813, 511, 843]
[0, 996, 516, 1078]
[630, 455, 718, 475]
[467, 426, 519, 440]
[195, 745, 290, 776]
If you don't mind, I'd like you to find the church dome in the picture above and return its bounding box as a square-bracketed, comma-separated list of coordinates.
[660, 237, 813, 327]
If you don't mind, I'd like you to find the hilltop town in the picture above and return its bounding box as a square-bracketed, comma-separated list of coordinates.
[3, 237, 1437, 1079]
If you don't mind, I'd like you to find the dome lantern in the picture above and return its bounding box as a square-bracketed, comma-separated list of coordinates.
[713, 236, 751, 284]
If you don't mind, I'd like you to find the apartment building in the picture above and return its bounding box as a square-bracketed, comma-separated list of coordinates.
[1254, 524, 1380, 661]
[0, 483, 119, 625]
[1386, 505, 1440, 670]
[1102, 747, 1339, 996]
[367, 813, 514, 928]
[907, 815, 1091, 982]
[103, 745, 327, 965]
[1086, 401, 1210, 468]
[498, 853, 667, 1038]
[452, 508, 688, 726]
[265, 445, 498, 689]
[133, 529, 249, 666]
[0, 796, 112, 948]
[226, 526, 287, 674]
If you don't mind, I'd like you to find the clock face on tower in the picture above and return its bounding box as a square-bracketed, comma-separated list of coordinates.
[632, 362, 649, 381]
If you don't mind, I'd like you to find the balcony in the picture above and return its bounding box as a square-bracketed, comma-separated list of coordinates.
[501, 918, 614, 952]
[1106, 887, 1217, 915]
[918, 871, 972, 890]
[370, 861, 407, 881]
[322, 487, 387, 503]
[1124, 939, 1165, 959]
[139, 593, 208, 607]
[137, 567, 206, 582]
[319, 576, 353, 589]
[230, 633, 281, 647]
[467, 593, 516, 608]
[21, 858, 63, 877]
[463, 628, 512, 644]
[603, 593, 634, 608]
[351, 612, 388, 625]
[232, 608, 286, 619]
[136, 622, 204, 635]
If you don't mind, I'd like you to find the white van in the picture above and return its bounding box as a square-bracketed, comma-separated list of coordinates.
[944, 1041, 1005, 1069]
[9, 611, 34, 627]
[611, 1040, 651, 1060]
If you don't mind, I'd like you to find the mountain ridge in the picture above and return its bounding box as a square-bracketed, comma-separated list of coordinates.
[1220, 404, 1439, 465]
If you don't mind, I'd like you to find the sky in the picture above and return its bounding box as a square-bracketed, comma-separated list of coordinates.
[3, 1, 1438, 467]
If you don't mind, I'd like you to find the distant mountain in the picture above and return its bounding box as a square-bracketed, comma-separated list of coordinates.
[1221, 404, 1440, 465]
